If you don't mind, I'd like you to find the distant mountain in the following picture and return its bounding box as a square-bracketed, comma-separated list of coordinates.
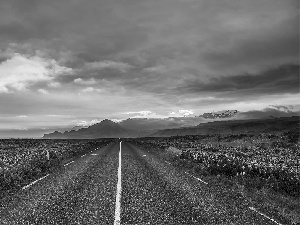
[43, 119, 140, 139]
[119, 117, 201, 131]
[202, 110, 238, 119]
[70, 125, 88, 131]
[42, 115, 300, 139]
[151, 116, 300, 137]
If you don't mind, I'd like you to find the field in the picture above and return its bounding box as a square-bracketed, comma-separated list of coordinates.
[0, 139, 114, 194]
[1, 133, 299, 223]
[130, 131, 300, 224]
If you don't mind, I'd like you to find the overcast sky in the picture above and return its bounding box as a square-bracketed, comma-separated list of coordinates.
[0, 0, 299, 134]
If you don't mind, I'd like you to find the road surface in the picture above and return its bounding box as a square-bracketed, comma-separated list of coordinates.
[0, 142, 283, 224]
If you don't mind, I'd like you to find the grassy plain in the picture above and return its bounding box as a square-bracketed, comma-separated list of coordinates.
[131, 132, 300, 224]
[0, 139, 114, 195]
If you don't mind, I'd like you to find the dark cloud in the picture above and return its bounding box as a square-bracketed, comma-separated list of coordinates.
[0, 22, 33, 41]
[0, 0, 299, 135]
[201, 14, 299, 73]
[178, 64, 299, 97]
[0, 0, 151, 63]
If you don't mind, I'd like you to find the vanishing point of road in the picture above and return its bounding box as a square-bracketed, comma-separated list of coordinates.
[0, 142, 281, 224]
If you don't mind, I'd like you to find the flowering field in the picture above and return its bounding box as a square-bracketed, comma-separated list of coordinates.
[131, 132, 300, 197]
[0, 139, 114, 192]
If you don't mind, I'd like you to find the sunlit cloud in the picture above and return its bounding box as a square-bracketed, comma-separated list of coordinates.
[0, 53, 72, 93]
[37, 89, 48, 94]
[74, 78, 96, 85]
[48, 82, 61, 88]
[169, 110, 194, 117]
[17, 115, 28, 118]
[0, 86, 9, 93]
[80, 87, 102, 93]
[124, 111, 165, 118]
[71, 118, 101, 127]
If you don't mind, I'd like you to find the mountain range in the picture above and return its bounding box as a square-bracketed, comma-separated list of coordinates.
[43, 116, 299, 139]
[151, 116, 299, 137]
[43, 119, 140, 139]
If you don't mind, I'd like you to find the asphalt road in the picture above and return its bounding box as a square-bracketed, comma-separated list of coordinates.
[0, 141, 281, 224]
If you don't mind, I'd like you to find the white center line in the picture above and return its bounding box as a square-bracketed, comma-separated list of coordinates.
[249, 207, 282, 225]
[81, 154, 86, 158]
[185, 172, 208, 185]
[191, 174, 208, 185]
[91, 153, 98, 156]
[22, 174, 49, 190]
[64, 161, 74, 166]
[114, 141, 122, 225]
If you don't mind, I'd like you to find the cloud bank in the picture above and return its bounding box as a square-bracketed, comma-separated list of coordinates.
[0, 0, 298, 135]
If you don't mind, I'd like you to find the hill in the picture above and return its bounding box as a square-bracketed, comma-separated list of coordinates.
[150, 116, 300, 137]
[43, 119, 140, 139]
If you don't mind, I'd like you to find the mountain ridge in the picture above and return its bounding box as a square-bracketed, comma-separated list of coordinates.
[150, 116, 300, 137]
[43, 119, 140, 139]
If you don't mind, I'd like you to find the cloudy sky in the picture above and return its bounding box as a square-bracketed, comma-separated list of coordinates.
[0, 0, 299, 137]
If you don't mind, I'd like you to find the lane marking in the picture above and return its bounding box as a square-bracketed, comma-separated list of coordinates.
[114, 141, 122, 225]
[64, 161, 74, 166]
[142, 155, 146, 157]
[91, 154, 98, 156]
[249, 207, 282, 225]
[185, 172, 208, 185]
[191, 174, 208, 185]
[22, 174, 49, 190]
[81, 154, 86, 158]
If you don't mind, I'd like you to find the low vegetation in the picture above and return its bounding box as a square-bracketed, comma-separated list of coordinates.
[0, 139, 114, 194]
[130, 131, 300, 224]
